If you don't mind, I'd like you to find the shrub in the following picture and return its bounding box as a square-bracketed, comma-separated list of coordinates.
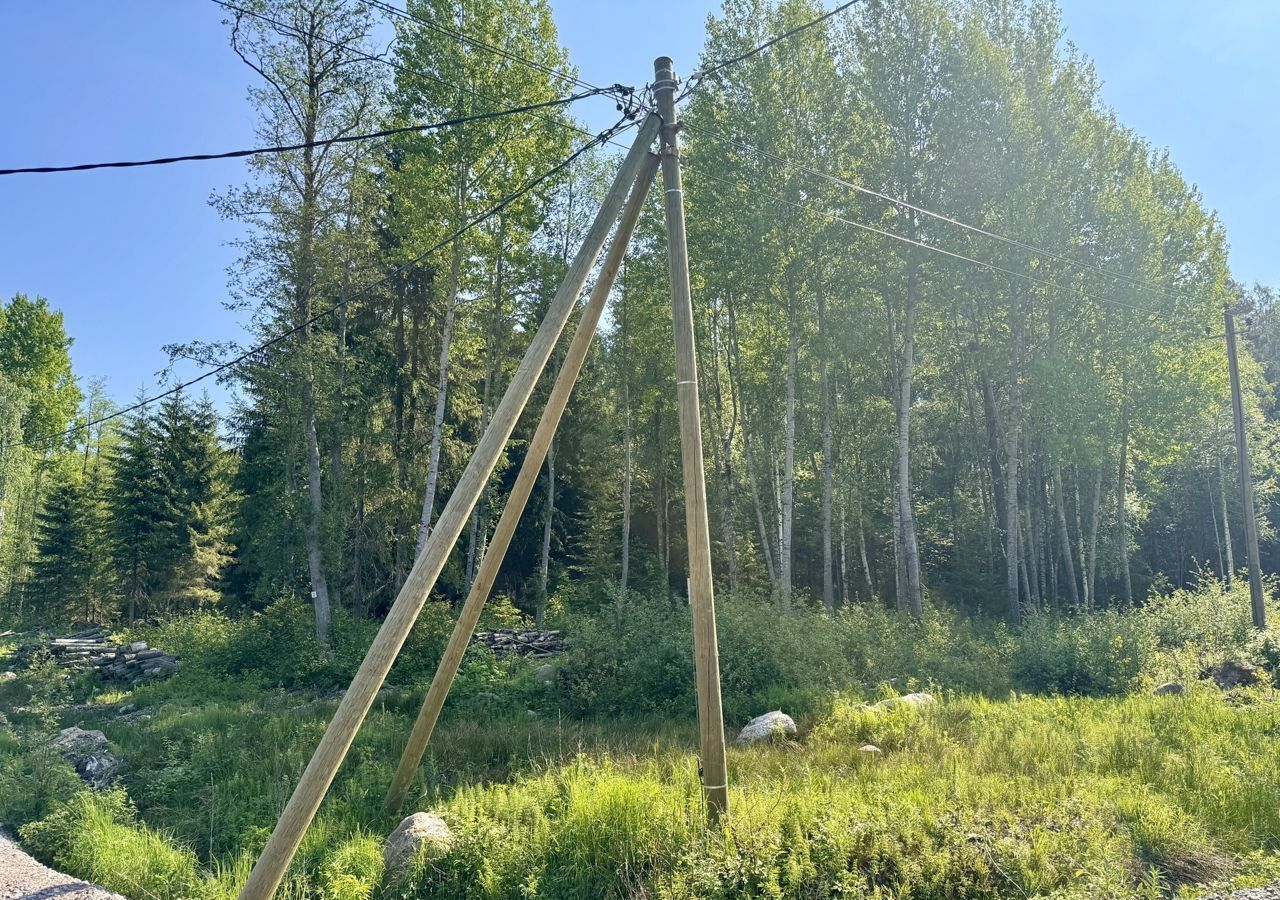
[132, 596, 383, 690]
[834, 604, 1013, 695]
[1012, 610, 1158, 696]
[558, 593, 696, 719]
[0, 740, 82, 824]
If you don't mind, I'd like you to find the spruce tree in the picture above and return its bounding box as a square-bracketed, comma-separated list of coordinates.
[107, 399, 164, 621]
[154, 392, 230, 610]
[31, 466, 92, 623]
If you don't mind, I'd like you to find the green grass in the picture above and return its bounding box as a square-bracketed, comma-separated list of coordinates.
[5, 686, 1280, 898]
[5, 579, 1280, 898]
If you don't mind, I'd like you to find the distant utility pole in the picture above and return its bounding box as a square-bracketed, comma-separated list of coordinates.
[1224, 302, 1266, 629]
[654, 56, 730, 822]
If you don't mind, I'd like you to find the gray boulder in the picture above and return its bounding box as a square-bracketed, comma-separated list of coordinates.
[872, 691, 935, 711]
[736, 710, 797, 744]
[383, 812, 454, 876]
[51, 726, 121, 789]
[535, 663, 556, 683]
[1154, 681, 1185, 696]
[858, 743, 882, 755]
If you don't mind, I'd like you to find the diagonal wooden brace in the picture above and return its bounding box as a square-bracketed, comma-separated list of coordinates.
[384, 150, 661, 812]
[237, 114, 660, 900]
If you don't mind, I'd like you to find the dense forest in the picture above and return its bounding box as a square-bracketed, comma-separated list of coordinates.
[2, 0, 1278, 639]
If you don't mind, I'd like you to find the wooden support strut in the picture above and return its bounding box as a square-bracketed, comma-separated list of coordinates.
[237, 113, 660, 900]
[383, 150, 662, 812]
[653, 56, 730, 822]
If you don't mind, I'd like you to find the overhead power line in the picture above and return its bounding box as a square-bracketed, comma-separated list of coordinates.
[211, 0, 639, 153]
[0, 90, 608, 176]
[684, 122, 1194, 309]
[685, 158, 1186, 324]
[9, 115, 637, 452]
[681, 0, 862, 98]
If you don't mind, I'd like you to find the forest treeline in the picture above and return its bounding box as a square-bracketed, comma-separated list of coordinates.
[2, 0, 1278, 640]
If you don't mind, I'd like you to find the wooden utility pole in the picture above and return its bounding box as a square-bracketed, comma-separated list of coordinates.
[653, 56, 730, 822]
[383, 152, 661, 812]
[237, 115, 660, 900]
[1225, 303, 1266, 628]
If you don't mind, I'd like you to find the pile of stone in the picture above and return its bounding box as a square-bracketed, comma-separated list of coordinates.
[15, 626, 180, 685]
[473, 629, 565, 659]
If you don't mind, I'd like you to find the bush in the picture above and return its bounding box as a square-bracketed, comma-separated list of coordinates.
[558, 593, 696, 719]
[132, 596, 383, 690]
[559, 592, 1017, 724]
[0, 739, 82, 824]
[1012, 610, 1158, 696]
[834, 604, 1013, 695]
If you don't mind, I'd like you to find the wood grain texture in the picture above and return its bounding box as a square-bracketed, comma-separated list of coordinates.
[237, 114, 660, 900]
[384, 151, 661, 811]
[654, 57, 730, 822]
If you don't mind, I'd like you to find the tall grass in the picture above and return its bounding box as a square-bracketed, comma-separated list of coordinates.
[3, 576, 1280, 898]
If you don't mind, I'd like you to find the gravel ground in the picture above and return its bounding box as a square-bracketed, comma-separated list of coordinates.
[0, 830, 124, 900]
[1208, 891, 1280, 900]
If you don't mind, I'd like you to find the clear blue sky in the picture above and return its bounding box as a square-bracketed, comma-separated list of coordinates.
[2, 1, 1277, 413]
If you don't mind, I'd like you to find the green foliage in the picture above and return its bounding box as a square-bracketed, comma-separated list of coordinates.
[0, 293, 81, 443]
[318, 834, 385, 900]
[21, 789, 209, 899]
[1145, 575, 1278, 659]
[1012, 611, 1159, 696]
[2, 577, 1279, 899]
[105, 390, 233, 622]
[0, 739, 83, 825]
[560, 593, 1013, 723]
[131, 597, 376, 690]
[30, 464, 94, 622]
[382, 691, 1280, 899]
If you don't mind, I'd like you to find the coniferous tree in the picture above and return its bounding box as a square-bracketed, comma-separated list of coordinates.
[107, 400, 164, 621]
[31, 465, 93, 623]
[154, 393, 232, 611]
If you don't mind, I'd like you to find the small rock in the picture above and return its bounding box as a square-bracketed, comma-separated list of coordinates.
[50, 726, 121, 790]
[872, 692, 935, 711]
[383, 812, 454, 876]
[116, 704, 137, 714]
[535, 663, 556, 683]
[0, 671, 17, 683]
[736, 710, 797, 744]
[859, 744, 882, 755]
[1154, 681, 1184, 696]
[1202, 661, 1261, 691]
